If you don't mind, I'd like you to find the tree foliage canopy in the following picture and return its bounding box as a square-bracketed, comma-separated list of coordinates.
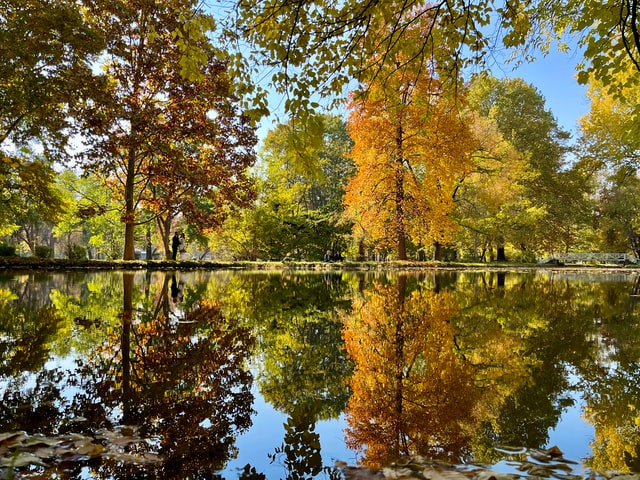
[0, 0, 103, 158]
[224, 0, 640, 126]
[74, 0, 257, 260]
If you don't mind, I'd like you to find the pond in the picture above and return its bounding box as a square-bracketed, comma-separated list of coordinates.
[1, 268, 640, 479]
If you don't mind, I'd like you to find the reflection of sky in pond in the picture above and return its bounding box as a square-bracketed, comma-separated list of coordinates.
[222, 385, 595, 478]
[547, 394, 593, 465]
[547, 371, 593, 466]
[219, 383, 360, 478]
[491, 391, 594, 476]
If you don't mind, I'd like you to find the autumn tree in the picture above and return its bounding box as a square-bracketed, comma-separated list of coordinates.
[222, 0, 640, 131]
[463, 73, 591, 259]
[74, 0, 257, 260]
[577, 66, 640, 255]
[452, 111, 531, 261]
[343, 11, 476, 261]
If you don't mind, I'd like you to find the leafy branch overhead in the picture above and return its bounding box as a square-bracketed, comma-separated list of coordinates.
[223, 0, 640, 122]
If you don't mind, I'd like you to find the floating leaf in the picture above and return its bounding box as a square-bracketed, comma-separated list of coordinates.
[530, 450, 552, 463]
[5, 452, 49, 468]
[546, 446, 564, 458]
[474, 472, 520, 480]
[0, 431, 26, 447]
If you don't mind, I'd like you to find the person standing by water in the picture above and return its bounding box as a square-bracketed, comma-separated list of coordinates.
[179, 232, 185, 255]
[172, 232, 180, 260]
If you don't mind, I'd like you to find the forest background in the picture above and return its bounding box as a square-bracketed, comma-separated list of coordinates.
[2, 0, 640, 264]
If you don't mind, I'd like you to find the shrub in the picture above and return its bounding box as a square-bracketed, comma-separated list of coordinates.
[66, 244, 87, 261]
[507, 249, 538, 264]
[34, 246, 52, 258]
[0, 244, 16, 257]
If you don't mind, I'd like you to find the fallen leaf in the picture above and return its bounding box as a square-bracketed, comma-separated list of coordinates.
[546, 446, 564, 458]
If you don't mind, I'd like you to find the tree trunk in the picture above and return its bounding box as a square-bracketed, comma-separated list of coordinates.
[145, 227, 153, 260]
[122, 148, 137, 260]
[123, 222, 136, 260]
[496, 237, 507, 262]
[395, 123, 407, 260]
[157, 215, 173, 260]
[358, 239, 366, 261]
[433, 241, 443, 261]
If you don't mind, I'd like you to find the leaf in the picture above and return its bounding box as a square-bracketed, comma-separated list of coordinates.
[2, 452, 49, 468]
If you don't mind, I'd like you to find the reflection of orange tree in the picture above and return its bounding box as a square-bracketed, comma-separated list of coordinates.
[342, 276, 481, 469]
[81, 273, 255, 478]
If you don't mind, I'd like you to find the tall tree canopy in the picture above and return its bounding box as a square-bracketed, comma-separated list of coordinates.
[577, 68, 640, 255]
[224, 0, 640, 125]
[464, 74, 591, 257]
[211, 114, 353, 261]
[343, 10, 476, 260]
[74, 0, 257, 260]
[0, 0, 102, 159]
[0, 0, 101, 241]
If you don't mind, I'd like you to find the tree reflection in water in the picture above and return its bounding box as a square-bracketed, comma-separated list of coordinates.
[342, 275, 481, 469]
[2, 271, 640, 477]
[0, 271, 255, 478]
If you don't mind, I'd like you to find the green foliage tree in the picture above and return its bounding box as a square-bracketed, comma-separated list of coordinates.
[55, 169, 125, 259]
[0, 151, 66, 253]
[453, 112, 533, 261]
[0, 0, 102, 160]
[501, 1, 640, 129]
[213, 114, 353, 261]
[463, 73, 592, 259]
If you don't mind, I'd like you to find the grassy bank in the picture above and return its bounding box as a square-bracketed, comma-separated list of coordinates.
[0, 256, 638, 272]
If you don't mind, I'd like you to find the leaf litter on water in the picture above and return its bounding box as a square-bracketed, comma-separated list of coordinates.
[0, 427, 161, 473]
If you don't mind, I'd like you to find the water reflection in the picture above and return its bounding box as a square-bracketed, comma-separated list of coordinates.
[0, 271, 255, 477]
[1, 270, 640, 478]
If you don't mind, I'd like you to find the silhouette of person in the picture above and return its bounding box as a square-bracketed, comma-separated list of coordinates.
[172, 232, 180, 260]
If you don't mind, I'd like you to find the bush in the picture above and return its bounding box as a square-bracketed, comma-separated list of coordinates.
[34, 246, 52, 258]
[507, 248, 538, 264]
[0, 244, 16, 257]
[66, 244, 87, 261]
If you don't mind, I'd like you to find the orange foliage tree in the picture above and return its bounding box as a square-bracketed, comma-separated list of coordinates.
[342, 276, 482, 468]
[342, 12, 477, 261]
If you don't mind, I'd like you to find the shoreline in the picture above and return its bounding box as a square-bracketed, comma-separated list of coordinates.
[1, 257, 640, 273]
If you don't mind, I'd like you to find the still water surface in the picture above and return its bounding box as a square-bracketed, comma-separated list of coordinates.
[1, 269, 639, 478]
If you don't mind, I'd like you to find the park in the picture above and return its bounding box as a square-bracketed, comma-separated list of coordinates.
[3, 0, 640, 478]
